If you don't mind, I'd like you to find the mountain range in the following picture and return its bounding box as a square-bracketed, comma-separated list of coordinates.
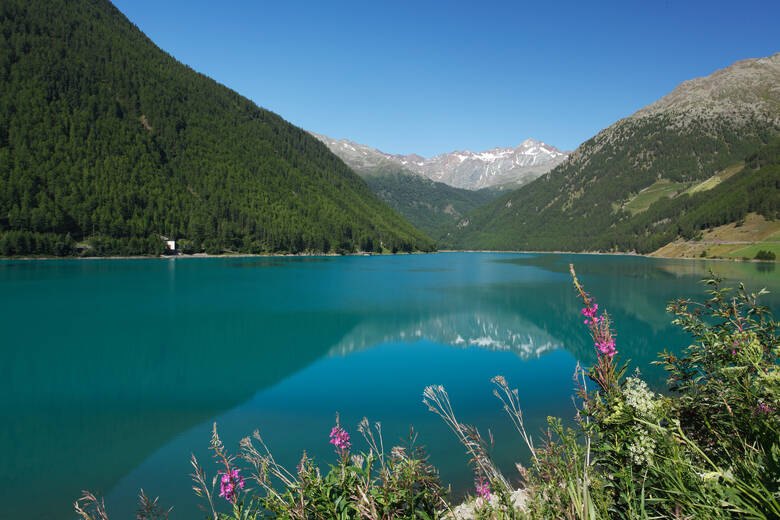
[311, 134, 568, 244]
[0, 0, 777, 259]
[312, 133, 568, 190]
[450, 53, 780, 253]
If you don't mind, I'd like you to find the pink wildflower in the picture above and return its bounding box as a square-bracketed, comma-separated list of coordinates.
[218, 467, 245, 502]
[579, 295, 616, 358]
[597, 337, 617, 358]
[585, 304, 617, 359]
[581, 304, 598, 318]
[329, 425, 351, 454]
[475, 479, 491, 500]
[571, 265, 619, 392]
[757, 402, 773, 414]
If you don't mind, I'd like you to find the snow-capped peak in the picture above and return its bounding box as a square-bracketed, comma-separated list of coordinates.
[311, 132, 569, 190]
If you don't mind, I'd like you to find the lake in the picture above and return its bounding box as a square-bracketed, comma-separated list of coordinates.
[1, 252, 778, 519]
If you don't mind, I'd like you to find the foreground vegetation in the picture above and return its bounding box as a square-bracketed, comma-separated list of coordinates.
[75, 268, 778, 519]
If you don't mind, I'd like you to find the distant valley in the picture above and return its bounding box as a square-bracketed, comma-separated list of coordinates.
[312, 133, 567, 244]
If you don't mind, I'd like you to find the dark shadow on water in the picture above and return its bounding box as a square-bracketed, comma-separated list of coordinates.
[0, 310, 360, 520]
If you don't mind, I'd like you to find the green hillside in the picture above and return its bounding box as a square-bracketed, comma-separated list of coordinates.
[0, 0, 434, 256]
[361, 166, 501, 245]
[603, 138, 780, 252]
[453, 115, 778, 253]
[451, 54, 780, 253]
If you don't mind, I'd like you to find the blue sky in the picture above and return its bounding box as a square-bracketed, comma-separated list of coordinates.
[112, 0, 779, 157]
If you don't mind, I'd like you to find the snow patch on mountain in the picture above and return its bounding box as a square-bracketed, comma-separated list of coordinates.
[311, 132, 569, 190]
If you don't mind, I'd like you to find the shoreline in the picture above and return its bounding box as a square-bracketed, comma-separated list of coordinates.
[1, 249, 775, 262]
[438, 249, 775, 263]
[438, 249, 641, 257]
[0, 251, 423, 261]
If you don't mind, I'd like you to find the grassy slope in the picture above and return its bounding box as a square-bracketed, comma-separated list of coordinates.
[621, 161, 747, 223]
[650, 212, 780, 260]
[683, 162, 744, 195]
[623, 179, 690, 215]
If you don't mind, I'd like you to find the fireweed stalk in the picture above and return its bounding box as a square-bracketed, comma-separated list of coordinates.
[475, 476, 491, 500]
[209, 423, 246, 504]
[570, 264, 623, 394]
[329, 415, 352, 466]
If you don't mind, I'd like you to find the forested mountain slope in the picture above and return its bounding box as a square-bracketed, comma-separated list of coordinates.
[452, 53, 780, 252]
[359, 166, 501, 244]
[0, 0, 434, 256]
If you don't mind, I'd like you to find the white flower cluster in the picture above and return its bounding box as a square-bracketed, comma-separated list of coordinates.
[623, 377, 660, 465]
[624, 376, 657, 419]
[628, 425, 656, 466]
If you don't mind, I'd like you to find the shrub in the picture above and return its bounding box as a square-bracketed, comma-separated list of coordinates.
[187, 419, 447, 520]
[425, 267, 779, 519]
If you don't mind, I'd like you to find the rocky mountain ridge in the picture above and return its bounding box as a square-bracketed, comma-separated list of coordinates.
[632, 52, 780, 123]
[451, 52, 780, 253]
[311, 133, 568, 190]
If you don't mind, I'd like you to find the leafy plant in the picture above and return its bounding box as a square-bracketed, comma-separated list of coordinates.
[427, 266, 779, 519]
[186, 416, 449, 520]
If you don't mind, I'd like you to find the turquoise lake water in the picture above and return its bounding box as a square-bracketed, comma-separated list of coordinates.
[1, 252, 778, 519]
